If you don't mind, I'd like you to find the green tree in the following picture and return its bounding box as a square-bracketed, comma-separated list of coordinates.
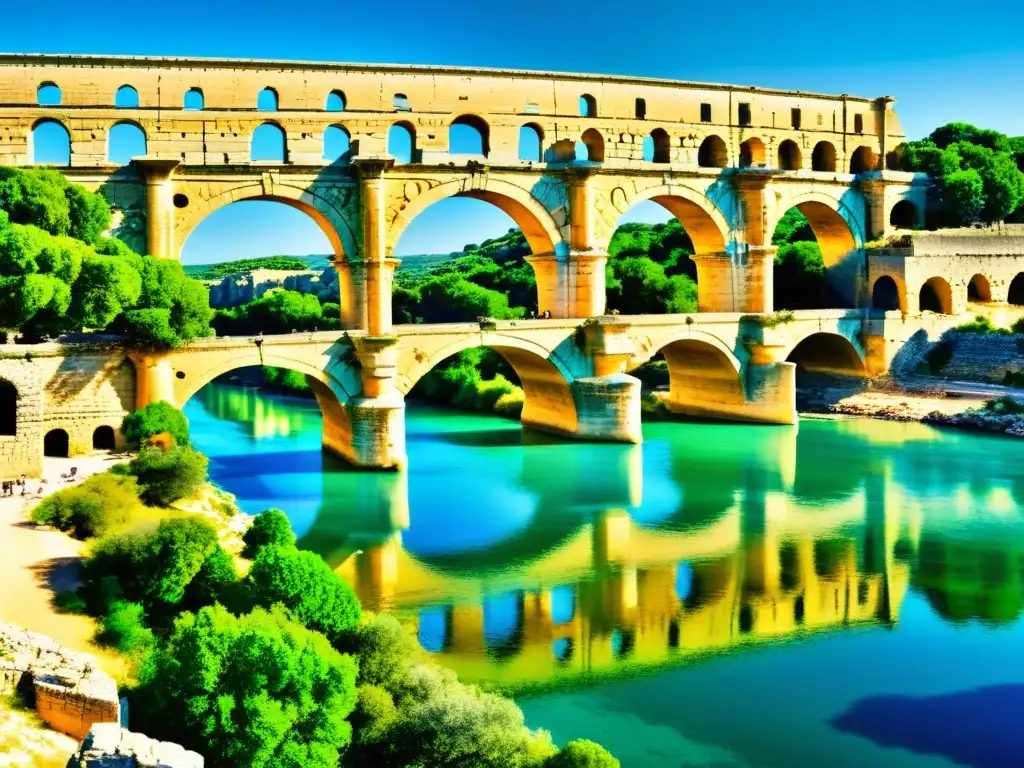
[546, 741, 620, 768]
[30, 471, 142, 539]
[244, 545, 361, 645]
[944, 169, 986, 225]
[127, 445, 208, 507]
[121, 401, 191, 448]
[214, 289, 325, 335]
[133, 604, 358, 768]
[242, 508, 297, 559]
[774, 241, 827, 310]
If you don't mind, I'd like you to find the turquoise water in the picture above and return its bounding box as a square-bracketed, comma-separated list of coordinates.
[185, 383, 1024, 768]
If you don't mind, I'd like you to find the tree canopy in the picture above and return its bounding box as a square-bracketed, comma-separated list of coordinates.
[890, 122, 1024, 225]
[0, 166, 212, 347]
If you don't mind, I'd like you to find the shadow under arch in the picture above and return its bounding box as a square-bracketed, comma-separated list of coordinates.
[398, 335, 578, 438]
[386, 176, 565, 259]
[785, 331, 866, 376]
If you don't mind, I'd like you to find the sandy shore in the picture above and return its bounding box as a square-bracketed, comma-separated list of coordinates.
[0, 453, 131, 681]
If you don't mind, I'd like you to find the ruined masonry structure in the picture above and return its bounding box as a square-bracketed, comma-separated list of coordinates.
[0, 54, 1021, 474]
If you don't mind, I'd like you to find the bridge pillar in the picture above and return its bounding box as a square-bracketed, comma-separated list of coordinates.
[570, 375, 642, 443]
[133, 158, 179, 260]
[335, 259, 367, 330]
[336, 337, 406, 470]
[129, 353, 177, 409]
[690, 248, 775, 313]
[354, 157, 398, 334]
[526, 251, 608, 319]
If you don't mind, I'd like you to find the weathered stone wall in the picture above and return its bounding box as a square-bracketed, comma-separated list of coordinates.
[0, 344, 133, 476]
[68, 723, 204, 768]
[0, 622, 120, 741]
[932, 331, 1024, 383]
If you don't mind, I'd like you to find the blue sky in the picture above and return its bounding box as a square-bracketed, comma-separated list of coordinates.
[8, 0, 1023, 262]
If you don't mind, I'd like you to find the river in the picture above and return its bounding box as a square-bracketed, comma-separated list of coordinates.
[184, 382, 1024, 768]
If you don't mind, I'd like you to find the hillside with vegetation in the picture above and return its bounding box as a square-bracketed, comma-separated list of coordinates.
[183, 256, 313, 280]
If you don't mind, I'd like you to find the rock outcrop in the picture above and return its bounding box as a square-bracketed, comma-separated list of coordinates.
[66, 723, 204, 768]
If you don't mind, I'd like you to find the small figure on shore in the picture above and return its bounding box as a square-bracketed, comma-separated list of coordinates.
[1, 480, 12, 497]
[18, 474, 27, 496]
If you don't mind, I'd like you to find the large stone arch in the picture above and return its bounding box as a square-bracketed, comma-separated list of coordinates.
[174, 179, 359, 261]
[171, 349, 354, 408]
[635, 330, 745, 420]
[769, 190, 864, 267]
[385, 175, 567, 258]
[396, 332, 578, 436]
[596, 182, 730, 254]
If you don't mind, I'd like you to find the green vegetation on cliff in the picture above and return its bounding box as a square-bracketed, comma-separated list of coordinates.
[182, 256, 311, 280]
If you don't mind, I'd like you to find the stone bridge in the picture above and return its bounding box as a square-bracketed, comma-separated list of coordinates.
[0, 53, 929, 327]
[0, 308, 958, 475]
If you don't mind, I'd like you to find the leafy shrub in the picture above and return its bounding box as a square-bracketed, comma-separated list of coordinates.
[53, 589, 88, 615]
[546, 740, 620, 768]
[121, 401, 190, 448]
[127, 445, 208, 506]
[348, 614, 417, 689]
[494, 390, 525, 419]
[476, 374, 518, 411]
[132, 604, 358, 768]
[30, 472, 141, 539]
[242, 507, 296, 559]
[1002, 370, 1024, 388]
[244, 545, 361, 645]
[956, 315, 1007, 334]
[98, 600, 154, 658]
[82, 517, 232, 622]
[984, 395, 1024, 415]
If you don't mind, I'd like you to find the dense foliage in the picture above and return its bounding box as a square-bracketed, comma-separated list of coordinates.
[890, 122, 1024, 225]
[134, 604, 358, 768]
[213, 289, 341, 335]
[244, 545, 362, 645]
[413, 348, 525, 419]
[126, 445, 209, 506]
[121, 401, 191, 448]
[30, 472, 142, 539]
[242, 507, 297, 558]
[0, 167, 212, 346]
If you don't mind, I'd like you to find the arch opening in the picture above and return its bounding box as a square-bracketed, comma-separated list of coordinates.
[579, 128, 604, 162]
[325, 90, 346, 111]
[0, 380, 16, 436]
[518, 124, 543, 162]
[31, 119, 70, 166]
[251, 122, 287, 163]
[257, 88, 278, 111]
[889, 199, 919, 229]
[607, 199, 707, 314]
[405, 342, 577, 436]
[449, 115, 490, 157]
[183, 88, 204, 110]
[579, 94, 597, 118]
[37, 82, 61, 106]
[919, 276, 952, 314]
[649, 128, 670, 163]
[787, 333, 866, 377]
[44, 428, 69, 458]
[92, 425, 116, 451]
[968, 274, 991, 303]
[323, 125, 351, 164]
[778, 139, 802, 171]
[108, 121, 147, 165]
[770, 205, 855, 310]
[114, 85, 139, 108]
[1009, 274, 1024, 306]
[850, 146, 878, 174]
[739, 137, 765, 168]
[655, 338, 744, 418]
[697, 135, 727, 168]
[388, 122, 417, 164]
[871, 275, 902, 311]
[812, 141, 837, 172]
[180, 199, 340, 297]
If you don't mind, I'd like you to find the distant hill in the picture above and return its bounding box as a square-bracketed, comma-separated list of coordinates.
[185, 253, 456, 282]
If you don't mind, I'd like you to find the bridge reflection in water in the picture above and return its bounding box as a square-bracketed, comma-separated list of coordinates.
[191, 383, 1024, 691]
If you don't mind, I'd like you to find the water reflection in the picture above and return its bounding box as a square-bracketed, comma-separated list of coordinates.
[186, 384, 1024, 694]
